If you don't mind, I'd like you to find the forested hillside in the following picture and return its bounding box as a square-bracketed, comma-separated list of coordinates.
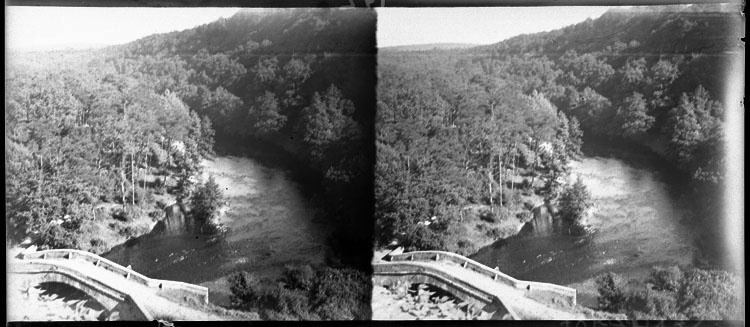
[375, 4, 741, 253]
[6, 8, 376, 271]
[118, 8, 377, 269]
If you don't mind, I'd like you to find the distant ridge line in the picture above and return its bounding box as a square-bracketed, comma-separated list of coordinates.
[380, 43, 482, 52]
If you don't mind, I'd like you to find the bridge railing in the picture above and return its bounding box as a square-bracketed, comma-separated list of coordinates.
[12, 261, 154, 321]
[389, 250, 576, 306]
[20, 249, 209, 305]
[374, 261, 521, 320]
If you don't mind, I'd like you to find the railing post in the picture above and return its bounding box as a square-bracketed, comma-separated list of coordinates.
[435, 254, 439, 261]
[95, 259, 100, 267]
[42, 253, 47, 260]
[462, 261, 467, 268]
[68, 251, 73, 260]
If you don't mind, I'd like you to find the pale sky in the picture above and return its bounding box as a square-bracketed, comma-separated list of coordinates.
[7, 7, 614, 51]
[377, 7, 612, 48]
[6, 7, 242, 51]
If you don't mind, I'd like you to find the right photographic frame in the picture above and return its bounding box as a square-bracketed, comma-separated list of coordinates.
[372, 4, 744, 320]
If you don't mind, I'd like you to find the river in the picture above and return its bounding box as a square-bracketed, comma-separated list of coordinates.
[470, 144, 712, 307]
[103, 154, 328, 306]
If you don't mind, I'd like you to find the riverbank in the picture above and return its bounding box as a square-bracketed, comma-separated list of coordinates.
[470, 143, 716, 312]
[99, 152, 329, 309]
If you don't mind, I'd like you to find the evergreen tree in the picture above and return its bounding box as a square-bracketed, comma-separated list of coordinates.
[557, 177, 592, 234]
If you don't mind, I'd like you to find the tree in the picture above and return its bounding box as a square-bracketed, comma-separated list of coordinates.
[666, 85, 724, 179]
[249, 91, 287, 135]
[557, 177, 592, 234]
[566, 115, 583, 159]
[299, 85, 359, 165]
[253, 56, 279, 86]
[198, 115, 216, 157]
[190, 176, 224, 233]
[615, 92, 654, 136]
[570, 87, 612, 132]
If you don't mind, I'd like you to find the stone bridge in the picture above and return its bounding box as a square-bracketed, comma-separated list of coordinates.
[372, 250, 585, 320]
[9, 248, 222, 321]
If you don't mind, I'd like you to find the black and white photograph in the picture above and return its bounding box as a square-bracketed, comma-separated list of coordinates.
[6, 7, 376, 321]
[372, 5, 744, 320]
[4, 2, 745, 324]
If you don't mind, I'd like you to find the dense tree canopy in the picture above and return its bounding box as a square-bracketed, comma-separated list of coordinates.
[375, 4, 737, 252]
[6, 9, 376, 273]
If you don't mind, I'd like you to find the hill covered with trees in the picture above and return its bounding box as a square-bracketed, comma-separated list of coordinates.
[375, 4, 740, 253]
[7, 8, 375, 320]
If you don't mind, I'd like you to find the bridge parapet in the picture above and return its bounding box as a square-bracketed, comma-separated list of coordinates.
[11, 261, 154, 320]
[20, 249, 209, 305]
[374, 261, 521, 319]
[388, 251, 576, 306]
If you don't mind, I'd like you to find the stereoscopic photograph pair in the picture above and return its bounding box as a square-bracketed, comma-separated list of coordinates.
[5, 3, 744, 322]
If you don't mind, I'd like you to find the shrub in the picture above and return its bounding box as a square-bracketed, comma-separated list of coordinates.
[147, 210, 163, 221]
[282, 265, 316, 292]
[38, 224, 81, 250]
[88, 238, 108, 254]
[400, 225, 446, 251]
[229, 265, 371, 320]
[310, 267, 370, 320]
[596, 273, 627, 313]
[478, 209, 497, 223]
[649, 266, 683, 292]
[153, 178, 167, 195]
[516, 211, 532, 221]
[155, 200, 168, 210]
[261, 288, 313, 320]
[677, 269, 742, 320]
[595, 267, 742, 320]
[111, 205, 143, 223]
[228, 271, 264, 310]
[452, 238, 477, 257]
[636, 288, 682, 319]
[484, 226, 503, 239]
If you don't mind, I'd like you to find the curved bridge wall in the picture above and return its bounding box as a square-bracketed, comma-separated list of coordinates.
[373, 262, 518, 319]
[11, 262, 153, 321]
[20, 249, 209, 306]
[388, 251, 576, 306]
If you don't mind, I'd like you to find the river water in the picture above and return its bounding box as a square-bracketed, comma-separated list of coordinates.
[471, 146, 706, 307]
[103, 155, 328, 306]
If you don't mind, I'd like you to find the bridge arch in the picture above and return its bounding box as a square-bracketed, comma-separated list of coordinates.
[13, 261, 153, 320]
[10, 248, 215, 321]
[373, 250, 579, 320]
[373, 265, 515, 319]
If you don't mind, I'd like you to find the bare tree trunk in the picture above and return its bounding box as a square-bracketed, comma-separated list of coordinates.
[120, 179, 126, 207]
[131, 152, 135, 206]
[511, 146, 517, 211]
[120, 154, 127, 206]
[530, 139, 540, 190]
[488, 153, 494, 209]
[144, 151, 148, 193]
[405, 155, 411, 197]
[39, 155, 43, 196]
[498, 152, 503, 208]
